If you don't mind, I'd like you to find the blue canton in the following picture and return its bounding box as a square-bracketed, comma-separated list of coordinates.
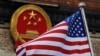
[65, 10, 86, 37]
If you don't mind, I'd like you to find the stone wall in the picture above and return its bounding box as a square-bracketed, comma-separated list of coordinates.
[0, 23, 15, 56]
[91, 38, 100, 56]
[90, 32, 100, 56]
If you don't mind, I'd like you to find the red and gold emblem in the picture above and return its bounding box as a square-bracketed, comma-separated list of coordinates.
[10, 4, 52, 44]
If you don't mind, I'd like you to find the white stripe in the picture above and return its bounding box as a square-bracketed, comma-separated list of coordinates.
[26, 49, 91, 56]
[26, 41, 89, 50]
[17, 48, 26, 56]
[67, 36, 88, 42]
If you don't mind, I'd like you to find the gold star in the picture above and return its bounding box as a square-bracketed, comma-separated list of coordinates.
[23, 16, 27, 20]
[27, 21, 31, 25]
[38, 18, 42, 22]
[29, 11, 36, 19]
[33, 22, 37, 26]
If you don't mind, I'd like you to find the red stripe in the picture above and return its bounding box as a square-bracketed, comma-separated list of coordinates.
[26, 45, 90, 54]
[34, 37, 88, 46]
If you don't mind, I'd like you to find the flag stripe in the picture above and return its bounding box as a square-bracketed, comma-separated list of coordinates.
[26, 40, 89, 50]
[26, 49, 91, 56]
[53, 21, 68, 28]
[26, 45, 90, 54]
[16, 46, 23, 52]
[20, 33, 88, 47]
[34, 33, 88, 42]
[43, 26, 68, 35]
[17, 48, 26, 56]
[32, 37, 88, 46]
[43, 29, 67, 35]
[16, 47, 25, 54]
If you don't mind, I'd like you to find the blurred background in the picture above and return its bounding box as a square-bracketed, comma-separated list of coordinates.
[0, 0, 100, 56]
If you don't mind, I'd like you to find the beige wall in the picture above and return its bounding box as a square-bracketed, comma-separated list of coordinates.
[0, 23, 15, 56]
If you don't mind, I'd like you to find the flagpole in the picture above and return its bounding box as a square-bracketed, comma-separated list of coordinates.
[78, 2, 94, 56]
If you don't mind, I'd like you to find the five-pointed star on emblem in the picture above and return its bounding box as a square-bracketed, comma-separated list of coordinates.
[29, 11, 36, 19]
[23, 16, 27, 20]
[27, 10, 42, 26]
[38, 18, 42, 22]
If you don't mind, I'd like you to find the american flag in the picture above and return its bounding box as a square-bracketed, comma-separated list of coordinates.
[16, 10, 91, 56]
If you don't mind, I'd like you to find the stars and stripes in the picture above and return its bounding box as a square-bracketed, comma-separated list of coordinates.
[67, 11, 86, 37]
[16, 10, 91, 56]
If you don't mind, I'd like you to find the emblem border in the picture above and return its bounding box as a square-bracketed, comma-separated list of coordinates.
[10, 4, 52, 42]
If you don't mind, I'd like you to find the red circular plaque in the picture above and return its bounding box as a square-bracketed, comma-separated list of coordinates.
[10, 4, 52, 43]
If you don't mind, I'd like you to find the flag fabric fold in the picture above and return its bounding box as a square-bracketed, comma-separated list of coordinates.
[16, 10, 91, 56]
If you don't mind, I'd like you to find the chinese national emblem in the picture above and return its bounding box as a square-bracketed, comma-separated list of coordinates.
[10, 4, 52, 47]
